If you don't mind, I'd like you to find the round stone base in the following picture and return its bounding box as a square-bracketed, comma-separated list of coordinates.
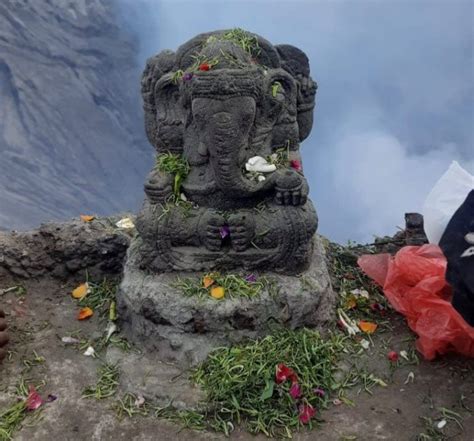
[117, 234, 336, 366]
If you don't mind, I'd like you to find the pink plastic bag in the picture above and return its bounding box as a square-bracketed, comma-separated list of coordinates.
[358, 245, 474, 359]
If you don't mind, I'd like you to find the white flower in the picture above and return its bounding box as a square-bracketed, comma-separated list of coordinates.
[337, 309, 360, 335]
[350, 288, 369, 299]
[245, 156, 277, 173]
[105, 322, 117, 342]
[61, 336, 80, 344]
[116, 217, 135, 229]
[83, 346, 95, 357]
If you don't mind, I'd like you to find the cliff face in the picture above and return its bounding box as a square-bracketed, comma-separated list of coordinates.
[0, 0, 153, 230]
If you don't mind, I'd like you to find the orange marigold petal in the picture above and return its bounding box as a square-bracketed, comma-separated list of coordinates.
[77, 307, 94, 320]
[203, 276, 215, 289]
[72, 283, 89, 299]
[210, 286, 225, 299]
[80, 215, 95, 222]
[358, 320, 378, 334]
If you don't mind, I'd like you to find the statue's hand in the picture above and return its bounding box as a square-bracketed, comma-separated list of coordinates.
[144, 169, 174, 204]
[228, 212, 256, 252]
[274, 169, 308, 206]
[0, 309, 8, 363]
[198, 210, 226, 251]
[297, 74, 317, 104]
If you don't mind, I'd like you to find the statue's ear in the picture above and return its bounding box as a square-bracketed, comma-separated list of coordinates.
[263, 69, 300, 149]
[141, 51, 185, 153]
[251, 69, 298, 152]
[275, 45, 317, 142]
[152, 73, 185, 153]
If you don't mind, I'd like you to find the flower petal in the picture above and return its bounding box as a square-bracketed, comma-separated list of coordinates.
[298, 404, 316, 424]
[219, 226, 230, 239]
[388, 351, 399, 362]
[203, 276, 215, 288]
[313, 387, 325, 398]
[80, 215, 95, 222]
[77, 307, 93, 320]
[289, 383, 302, 399]
[116, 218, 135, 229]
[210, 286, 225, 299]
[72, 283, 89, 299]
[26, 386, 43, 411]
[290, 160, 302, 172]
[245, 274, 257, 283]
[358, 320, 378, 334]
[275, 363, 297, 384]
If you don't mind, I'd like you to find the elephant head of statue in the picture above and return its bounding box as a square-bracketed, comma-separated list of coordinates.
[141, 29, 317, 197]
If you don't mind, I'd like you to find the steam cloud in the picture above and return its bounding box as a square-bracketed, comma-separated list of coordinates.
[118, 0, 473, 243]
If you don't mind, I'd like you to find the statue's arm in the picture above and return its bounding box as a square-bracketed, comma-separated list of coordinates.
[144, 167, 174, 204]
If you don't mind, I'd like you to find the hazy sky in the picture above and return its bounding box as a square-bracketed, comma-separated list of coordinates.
[119, 0, 473, 243]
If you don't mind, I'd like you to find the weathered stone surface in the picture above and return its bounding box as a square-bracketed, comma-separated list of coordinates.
[118, 234, 335, 366]
[134, 29, 319, 273]
[0, 216, 132, 281]
[374, 212, 428, 254]
[106, 346, 205, 409]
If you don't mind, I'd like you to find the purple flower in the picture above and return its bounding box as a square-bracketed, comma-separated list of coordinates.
[183, 72, 193, 81]
[219, 226, 230, 239]
[313, 387, 325, 398]
[245, 274, 257, 283]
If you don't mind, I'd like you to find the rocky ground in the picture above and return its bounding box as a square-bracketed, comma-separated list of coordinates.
[0, 219, 473, 441]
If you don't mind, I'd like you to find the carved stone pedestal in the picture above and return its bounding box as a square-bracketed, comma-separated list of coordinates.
[118, 234, 335, 366]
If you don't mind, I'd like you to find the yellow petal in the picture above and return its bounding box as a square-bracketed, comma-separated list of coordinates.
[358, 321, 378, 334]
[345, 295, 357, 310]
[80, 215, 95, 222]
[72, 283, 89, 299]
[77, 307, 93, 320]
[203, 276, 215, 288]
[210, 286, 225, 299]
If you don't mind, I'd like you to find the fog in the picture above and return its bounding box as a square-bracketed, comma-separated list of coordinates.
[118, 0, 473, 243]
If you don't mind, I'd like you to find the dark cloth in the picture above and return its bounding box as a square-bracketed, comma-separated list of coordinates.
[439, 190, 474, 326]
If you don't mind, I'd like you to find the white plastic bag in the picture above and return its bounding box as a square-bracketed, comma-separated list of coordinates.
[423, 161, 474, 244]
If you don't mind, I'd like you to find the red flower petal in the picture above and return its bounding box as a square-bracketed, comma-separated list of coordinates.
[275, 363, 298, 384]
[199, 63, 210, 71]
[299, 403, 316, 424]
[290, 160, 302, 172]
[388, 351, 399, 362]
[289, 383, 302, 399]
[26, 385, 43, 411]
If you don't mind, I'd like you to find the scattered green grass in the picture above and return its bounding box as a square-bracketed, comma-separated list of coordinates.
[219, 28, 261, 56]
[154, 407, 206, 431]
[173, 273, 269, 300]
[114, 394, 150, 419]
[171, 69, 184, 84]
[0, 401, 27, 441]
[79, 279, 117, 317]
[21, 351, 45, 373]
[191, 328, 347, 437]
[0, 379, 44, 441]
[114, 394, 206, 431]
[156, 152, 190, 199]
[326, 242, 390, 327]
[83, 363, 120, 400]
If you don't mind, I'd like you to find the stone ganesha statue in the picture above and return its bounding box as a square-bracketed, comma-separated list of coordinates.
[135, 29, 318, 273]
